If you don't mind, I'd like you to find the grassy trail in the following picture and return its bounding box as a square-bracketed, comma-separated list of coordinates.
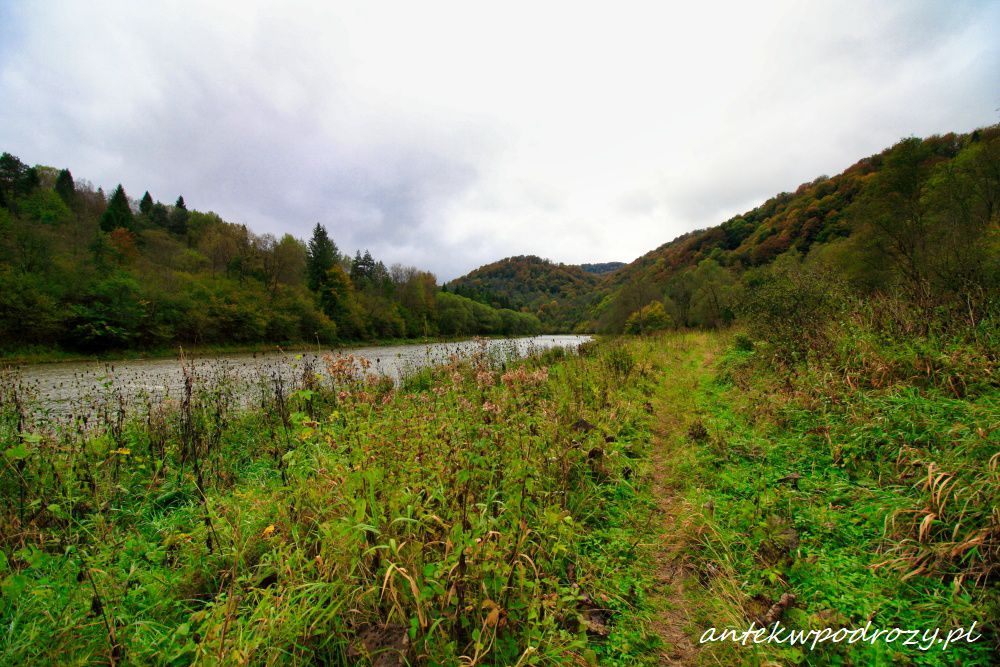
[636, 330, 998, 666]
[643, 332, 719, 664]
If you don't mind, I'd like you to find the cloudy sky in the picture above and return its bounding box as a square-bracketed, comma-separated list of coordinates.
[1, 1, 997, 280]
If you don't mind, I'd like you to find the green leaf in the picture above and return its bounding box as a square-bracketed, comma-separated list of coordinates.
[4, 444, 29, 460]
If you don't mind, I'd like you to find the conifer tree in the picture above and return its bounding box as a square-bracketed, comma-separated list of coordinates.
[99, 184, 134, 232]
[55, 169, 76, 205]
[139, 191, 153, 216]
[168, 195, 188, 235]
[306, 223, 339, 292]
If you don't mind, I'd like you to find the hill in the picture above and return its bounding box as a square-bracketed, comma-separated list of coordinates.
[590, 125, 1000, 331]
[447, 255, 602, 332]
[579, 261, 625, 275]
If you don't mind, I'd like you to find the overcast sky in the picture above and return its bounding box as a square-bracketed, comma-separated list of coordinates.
[1, 1, 997, 280]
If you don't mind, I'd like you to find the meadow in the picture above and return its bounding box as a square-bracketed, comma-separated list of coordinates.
[1, 317, 997, 665]
[1, 338, 665, 665]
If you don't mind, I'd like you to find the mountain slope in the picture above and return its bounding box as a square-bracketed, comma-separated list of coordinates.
[447, 255, 602, 332]
[592, 126, 998, 331]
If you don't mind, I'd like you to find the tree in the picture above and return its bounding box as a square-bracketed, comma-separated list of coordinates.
[604, 278, 661, 332]
[918, 135, 1000, 311]
[272, 234, 307, 288]
[55, 169, 76, 205]
[99, 184, 135, 232]
[664, 269, 697, 327]
[625, 301, 671, 334]
[322, 264, 365, 338]
[139, 191, 153, 216]
[350, 249, 378, 287]
[0, 152, 33, 206]
[306, 223, 339, 291]
[149, 202, 169, 228]
[168, 195, 189, 235]
[739, 251, 843, 363]
[64, 273, 147, 351]
[108, 228, 139, 264]
[688, 258, 737, 328]
[855, 137, 935, 304]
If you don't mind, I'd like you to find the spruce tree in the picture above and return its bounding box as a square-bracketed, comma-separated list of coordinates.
[139, 191, 153, 216]
[350, 250, 377, 287]
[306, 223, 339, 292]
[168, 195, 189, 235]
[55, 169, 76, 205]
[100, 184, 134, 232]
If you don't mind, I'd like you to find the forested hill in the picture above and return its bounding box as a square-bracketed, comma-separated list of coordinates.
[579, 261, 625, 275]
[0, 157, 541, 355]
[590, 125, 1000, 332]
[446, 255, 602, 332]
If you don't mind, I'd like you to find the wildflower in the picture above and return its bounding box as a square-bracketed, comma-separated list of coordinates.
[476, 370, 496, 388]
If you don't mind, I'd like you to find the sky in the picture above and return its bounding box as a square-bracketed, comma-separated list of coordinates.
[1, 1, 998, 281]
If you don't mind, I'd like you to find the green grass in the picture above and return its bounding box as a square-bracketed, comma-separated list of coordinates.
[1, 337, 657, 665]
[671, 336, 998, 665]
[3, 329, 995, 664]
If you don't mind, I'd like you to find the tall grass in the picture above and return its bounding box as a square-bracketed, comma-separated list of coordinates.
[677, 297, 999, 664]
[0, 339, 663, 664]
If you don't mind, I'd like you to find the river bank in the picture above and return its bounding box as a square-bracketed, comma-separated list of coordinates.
[0, 332, 594, 366]
[6, 335, 591, 417]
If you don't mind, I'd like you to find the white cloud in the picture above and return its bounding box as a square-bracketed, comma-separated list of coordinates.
[1, 0, 997, 280]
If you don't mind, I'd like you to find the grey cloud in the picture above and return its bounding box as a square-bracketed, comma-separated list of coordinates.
[1, 1, 997, 282]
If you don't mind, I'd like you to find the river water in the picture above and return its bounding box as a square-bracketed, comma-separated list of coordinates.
[6, 335, 591, 418]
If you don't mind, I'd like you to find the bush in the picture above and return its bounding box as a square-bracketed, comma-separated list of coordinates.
[739, 251, 844, 364]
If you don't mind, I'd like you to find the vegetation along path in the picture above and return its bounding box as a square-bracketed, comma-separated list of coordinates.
[644, 332, 717, 664]
[635, 327, 997, 666]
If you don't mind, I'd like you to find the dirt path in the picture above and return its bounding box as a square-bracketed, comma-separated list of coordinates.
[646, 334, 716, 664]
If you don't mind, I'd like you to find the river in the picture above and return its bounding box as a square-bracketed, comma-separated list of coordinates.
[6, 335, 592, 418]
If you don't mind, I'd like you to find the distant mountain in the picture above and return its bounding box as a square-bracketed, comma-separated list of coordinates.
[579, 261, 625, 275]
[447, 255, 602, 332]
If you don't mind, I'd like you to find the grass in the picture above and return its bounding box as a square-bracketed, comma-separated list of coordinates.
[2, 327, 996, 664]
[664, 331, 998, 665]
[1, 337, 660, 665]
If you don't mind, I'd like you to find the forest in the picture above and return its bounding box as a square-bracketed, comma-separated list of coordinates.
[0, 160, 540, 356]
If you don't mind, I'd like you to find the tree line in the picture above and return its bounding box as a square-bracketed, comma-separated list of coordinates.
[0, 154, 540, 353]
